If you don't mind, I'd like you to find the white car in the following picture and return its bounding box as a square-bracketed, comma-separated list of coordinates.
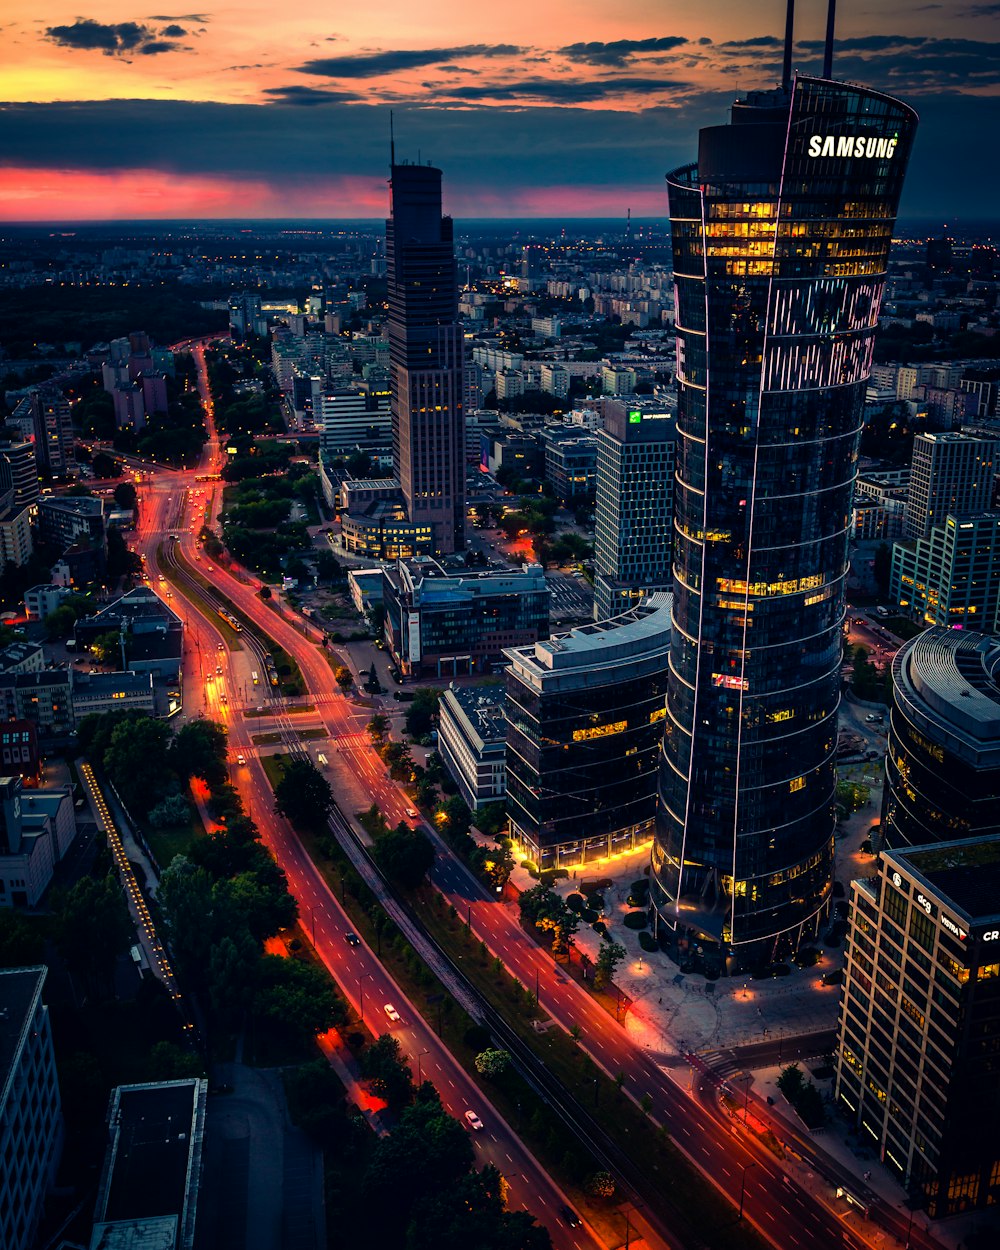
[464, 1110, 484, 1131]
[237, 754, 246, 765]
[384, 1004, 401, 1022]
[405, 808, 418, 819]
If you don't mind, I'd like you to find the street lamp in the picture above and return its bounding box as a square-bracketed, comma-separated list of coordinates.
[358, 971, 373, 1024]
[738, 1161, 757, 1220]
[415, 1048, 430, 1085]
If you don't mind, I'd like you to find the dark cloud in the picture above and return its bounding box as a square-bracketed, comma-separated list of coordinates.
[439, 76, 688, 104]
[45, 17, 189, 55]
[263, 85, 361, 105]
[558, 37, 688, 67]
[146, 12, 210, 19]
[160, 24, 187, 36]
[298, 44, 522, 79]
[720, 36, 782, 48]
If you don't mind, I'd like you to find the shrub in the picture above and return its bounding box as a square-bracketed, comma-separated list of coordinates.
[588, 893, 605, 911]
[592, 921, 609, 940]
[520, 859, 539, 877]
[629, 878, 650, 899]
[581, 878, 612, 896]
[581, 906, 599, 924]
[565, 893, 585, 912]
[622, 911, 648, 931]
[638, 931, 658, 953]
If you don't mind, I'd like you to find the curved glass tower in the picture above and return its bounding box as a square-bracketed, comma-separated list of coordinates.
[652, 75, 917, 966]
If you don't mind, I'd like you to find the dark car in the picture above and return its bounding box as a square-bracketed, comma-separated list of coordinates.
[559, 1206, 581, 1228]
[344, 932, 360, 947]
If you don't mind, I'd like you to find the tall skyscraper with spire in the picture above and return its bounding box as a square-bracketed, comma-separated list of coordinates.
[387, 162, 465, 555]
[651, 35, 917, 966]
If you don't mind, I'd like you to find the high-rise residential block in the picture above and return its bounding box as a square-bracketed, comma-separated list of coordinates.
[594, 401, 675, 620]
[0, 965, 61, 1250]
[835, 838, 1000, 1217]
[904, 432, 997, 541]
[652, 75, 917, 968]
[388, 163, 465, 555]
[29, 386, 75, 477]
[882, 627, 1000, 850]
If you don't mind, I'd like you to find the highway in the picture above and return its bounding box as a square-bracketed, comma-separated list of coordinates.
[131, 343, 601, 1250]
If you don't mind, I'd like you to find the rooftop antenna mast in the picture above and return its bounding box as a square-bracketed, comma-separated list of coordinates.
[390, 110, 395, 169]
[823, 0, 837, 79]
[781, 0, 795, 91]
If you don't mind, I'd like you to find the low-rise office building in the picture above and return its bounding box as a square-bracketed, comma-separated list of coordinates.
[539, 426, 597, 501]
[438, 685, 507, 811]
[883, 627, 1000, 849]
[0, 669, 74, 740]
[91, 1078, 207, 1250]
[505, 593, 671, 868]
[338, 479, 433, 560]
[0, 775, 76, 907]
[835, 837, 1000, 1217]
[0, 966, 62, 1250]
[72, 670, 156, 720]
[75, 586, 183, 680]
[0, 642, 45, 676]
[384, 559, 550, 679]
[37, 494, 106, 555]
[24, 584, 75, 621]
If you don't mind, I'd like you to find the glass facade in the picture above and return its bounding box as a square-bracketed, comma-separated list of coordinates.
[653, 76, 918, 964]
[883, 628, 1000, 849]
[506, 597, 672, 868]
[388, 164, 465, 555]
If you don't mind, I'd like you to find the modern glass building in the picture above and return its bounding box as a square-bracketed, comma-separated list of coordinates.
[506, 594, 671, 868]
[388, 163, 465, 555]
[652, 75, 918, 967]
[883, 627, 1000, 849]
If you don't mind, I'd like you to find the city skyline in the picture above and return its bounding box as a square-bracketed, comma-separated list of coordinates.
[1, 1, 998, 221]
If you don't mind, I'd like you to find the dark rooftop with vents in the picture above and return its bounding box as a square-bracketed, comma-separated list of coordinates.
[890, 835, 1000, 922]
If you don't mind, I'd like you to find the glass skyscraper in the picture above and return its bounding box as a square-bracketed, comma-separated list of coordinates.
[387, 163, 465, 555]
[652, 75, 917, 967]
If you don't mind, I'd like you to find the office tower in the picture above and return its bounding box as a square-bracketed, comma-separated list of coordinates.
[652, 72, 917, 968]
[388, 163, 465, 555]
[505, 594, 671, 869]
[0, 439, 39, 510]
[594, 401, 676, 620]
[0, 966, 62, 1250]
[891, 512, 1000, 629]
[834, 838, 1000, 1216]
[882, 627, 1000, 849]
[318, 390, 392, 460]
[904, 432, 997, 540]
[29, 386, 75, 477]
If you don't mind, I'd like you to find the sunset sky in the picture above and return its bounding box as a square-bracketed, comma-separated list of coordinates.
[1, 1, 999, 221]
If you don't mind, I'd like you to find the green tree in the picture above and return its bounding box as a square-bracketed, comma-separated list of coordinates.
[405, 688, 440, 738]
[587, 1171, 616, 1199]
[157, 856, 216, 983]
[473, 1048, 510, 1079]
[215, 863, 297, 942]
[470, 838, 514, 892]
[52, 874, 133, 1000]
[274, 756, 334, 829]
[148, 1040, 204, 1081]
[207, 930, 260, 1029]
[335, 665, 354, 693]
[254, 954, 346, 1044]
[594, 940, 626, 991]
[517, 882, 579, 957]
[104, 714, 175, 815]
[360, 1034, 414, 1109]
[45, 603, 78, 639]
[438, 795, 472, 847]
[0, 911, 45, 969]
[113, 480, 138, 510]
[474, 803, 508, 839]
[381, 740, 414, 782]
[364, 662, 380, 693]
[91, 629, 124, 667]
[372, 822, 435, 890]
[170, 718, 228, 787]
[148, 794, 192, 829]
[367, 713, 390, 747]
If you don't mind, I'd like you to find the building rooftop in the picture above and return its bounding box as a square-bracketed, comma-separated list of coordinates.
[443, 684, 506, 743]
[894, 628, 1000, 763]
[93, 1079, 206, 1250]
[0, 967, 45, 1111]
[90, 1216, 178, 1250]
[887, 835, 1000, 924]
[513, 592, 671, 673]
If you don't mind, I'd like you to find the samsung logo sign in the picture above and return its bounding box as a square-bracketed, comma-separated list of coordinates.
[807, 135, 898, 160]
